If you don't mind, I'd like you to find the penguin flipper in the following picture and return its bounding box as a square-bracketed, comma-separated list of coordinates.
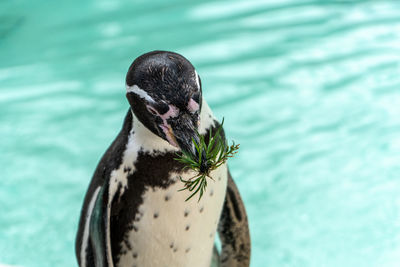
[89, 180, 114, 267]
[217, 170, 251, 267]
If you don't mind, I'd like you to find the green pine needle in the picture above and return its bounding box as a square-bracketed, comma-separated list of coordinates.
[174, 119, 240, 202]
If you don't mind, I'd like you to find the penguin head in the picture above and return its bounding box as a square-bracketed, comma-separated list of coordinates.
[126, 51, 205, 161]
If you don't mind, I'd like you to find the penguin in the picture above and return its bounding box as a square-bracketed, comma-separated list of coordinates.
[75, 51, 251, 267]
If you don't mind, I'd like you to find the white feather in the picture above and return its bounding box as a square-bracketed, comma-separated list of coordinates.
[195, 70, 201, 90]
[126, 84, 156, 103]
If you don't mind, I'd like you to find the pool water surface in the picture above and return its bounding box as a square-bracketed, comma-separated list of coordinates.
[1, 0, 400, 266]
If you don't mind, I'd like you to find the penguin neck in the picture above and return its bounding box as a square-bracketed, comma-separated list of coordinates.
[130, 111, 175, 154]
[129, 98, 216, 154]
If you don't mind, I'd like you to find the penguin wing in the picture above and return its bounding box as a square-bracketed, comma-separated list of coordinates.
[76, 111, 134, 267]
[217, 170, 251, 267]
[89, 178, 114, 267]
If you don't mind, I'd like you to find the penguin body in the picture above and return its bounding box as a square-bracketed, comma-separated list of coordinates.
[75, 51, 251, 267]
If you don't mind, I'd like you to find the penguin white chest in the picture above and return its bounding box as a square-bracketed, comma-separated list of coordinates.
[116, 164, 228, 267]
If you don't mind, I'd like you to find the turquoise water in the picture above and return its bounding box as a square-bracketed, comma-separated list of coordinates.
[2, 0, 400, 266]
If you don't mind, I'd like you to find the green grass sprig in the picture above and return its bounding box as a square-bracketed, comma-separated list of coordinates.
[174, 119, 240, 201]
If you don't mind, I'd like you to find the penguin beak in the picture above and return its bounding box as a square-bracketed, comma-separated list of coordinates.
[174, 127, 208, 173]
[164, 114, 208, 172]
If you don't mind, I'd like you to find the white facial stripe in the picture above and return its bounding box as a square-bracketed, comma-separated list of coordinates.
[187, 98, 199, 113]
[194, 70, 200, 90]
[126, 84, 155, 103]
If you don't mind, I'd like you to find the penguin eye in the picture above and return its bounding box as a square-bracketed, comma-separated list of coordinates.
[155, 102, 170, 115]
[146, 105, 158, 115]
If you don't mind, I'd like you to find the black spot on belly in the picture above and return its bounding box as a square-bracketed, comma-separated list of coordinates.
[153, 212, 159, 218]
[133, 252, 138, 258]
[184, 210, 189, 217]
[169, 241, 179, 252]
[185, 248, 191, 253]
[185, 225, 190, 231]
